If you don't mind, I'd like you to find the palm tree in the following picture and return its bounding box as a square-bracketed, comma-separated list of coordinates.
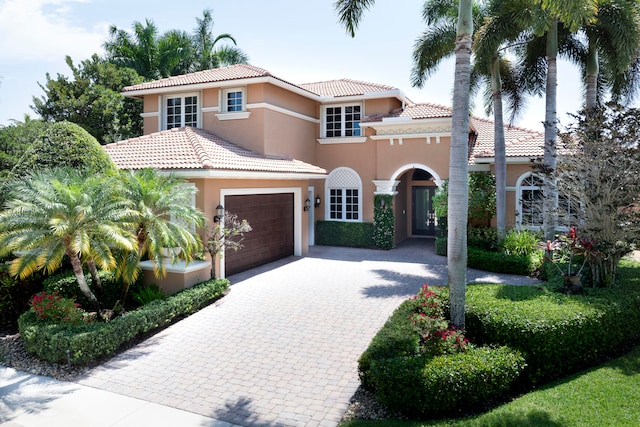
[335, 0, 474, 328]
[117, 169, 205, 303]
[192, 9, 249, 70]
[412, 0, 526, 241]
[0, 169, 136, 308]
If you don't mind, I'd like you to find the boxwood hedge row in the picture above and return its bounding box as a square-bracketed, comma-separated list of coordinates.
[465, 284, 640, 383]
[18, 278, 229, 364]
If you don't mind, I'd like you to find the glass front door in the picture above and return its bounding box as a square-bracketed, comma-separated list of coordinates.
[412, 186, 436, 236]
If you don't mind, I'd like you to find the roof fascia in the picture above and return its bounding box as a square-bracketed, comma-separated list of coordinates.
[159, 170, 328, 180]
[318, 89, 410, 105]
[473, 156, 535, 164]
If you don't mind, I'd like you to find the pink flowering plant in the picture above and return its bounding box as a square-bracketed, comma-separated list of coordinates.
[409, 284, 470, 356]
[30, 291, 86, 324]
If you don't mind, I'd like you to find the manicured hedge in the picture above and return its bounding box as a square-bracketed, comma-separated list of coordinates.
[18, 278, 229, 364]
[468, 247, 542, 276]
[358, 299, 526, 417]
[465, 284, 640, 383]
[315, 220, 374, 248]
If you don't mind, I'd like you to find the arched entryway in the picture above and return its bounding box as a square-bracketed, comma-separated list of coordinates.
[375, 164, 443, 242]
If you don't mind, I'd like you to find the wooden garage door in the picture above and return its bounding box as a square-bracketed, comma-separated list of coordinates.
[224, 193, 294, 275]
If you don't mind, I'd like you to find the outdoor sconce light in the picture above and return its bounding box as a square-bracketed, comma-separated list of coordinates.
[304, 198, 311, 212]
[315, 196, 321, 208]
[214, 204, 224, 222]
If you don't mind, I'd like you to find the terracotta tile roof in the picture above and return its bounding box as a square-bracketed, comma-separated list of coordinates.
[103, 127, 326, 175]
[299, 79, 397, 97]
[471, 116, 544, 159]
[122, 64, 293, 93]
[362, 102, 453, 122]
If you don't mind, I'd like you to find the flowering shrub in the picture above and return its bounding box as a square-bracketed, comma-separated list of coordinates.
[30, 292, 85, 324]
[409, 284, 469, 356]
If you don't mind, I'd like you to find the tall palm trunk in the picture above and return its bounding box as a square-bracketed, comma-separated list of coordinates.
[542, 19, 559, 241]
[448, 0, 473, 330]
[492, 54, 507, 241]
[585, 37, 599, 109]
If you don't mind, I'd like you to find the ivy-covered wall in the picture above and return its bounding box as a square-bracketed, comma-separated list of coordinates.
[373, 194, 394, 249]
[315, 221, 374, 248]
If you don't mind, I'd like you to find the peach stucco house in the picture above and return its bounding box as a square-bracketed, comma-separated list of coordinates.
[104, 64, 545, 281]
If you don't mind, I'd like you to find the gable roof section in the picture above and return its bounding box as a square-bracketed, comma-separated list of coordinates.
[299, 79, 397, 97]
[471, 116, 544, 160]
[103, 127, 326, 175]
[121, 64, 305, 94]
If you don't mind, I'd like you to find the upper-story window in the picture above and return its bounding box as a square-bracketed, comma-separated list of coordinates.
[165, 94, 198, 129]
[222, 87, 245, 112]
[324, 104, 362, 138]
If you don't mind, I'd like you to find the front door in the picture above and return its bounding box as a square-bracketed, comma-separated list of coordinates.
[412, 186, 436, 236]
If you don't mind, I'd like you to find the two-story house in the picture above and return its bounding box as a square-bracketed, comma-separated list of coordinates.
[104, 64, 546, 279]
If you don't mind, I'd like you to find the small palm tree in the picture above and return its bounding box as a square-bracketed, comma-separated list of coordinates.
[0, 169, 137, 308]
[117, 169, 205, 303]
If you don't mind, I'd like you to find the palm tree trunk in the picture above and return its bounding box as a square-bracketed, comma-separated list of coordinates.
[492, 54, 507, 241]
[448, 0, 473, 330]
[543, 19, 559, 241]
[65, 246, 99, 309]
[585, 38, 599, 110]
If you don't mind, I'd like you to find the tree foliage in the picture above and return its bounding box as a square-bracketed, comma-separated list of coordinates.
[0, 118, 51, 180]
[11, 121, 118, 178]
[32, 55, 143, 144]
[557, 103, 640, 287]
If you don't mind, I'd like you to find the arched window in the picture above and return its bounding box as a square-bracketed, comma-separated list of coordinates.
[516, 173, 544, 229]
[516, 172, 580, 230]
[325, 167, 362, 222]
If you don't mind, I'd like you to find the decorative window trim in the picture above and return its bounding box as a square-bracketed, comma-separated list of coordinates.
[216, 111, 252, 120]
[322, 103, 363, 138]
[325, 167, 362, 222]
[163, 93, 199, 130]
[317, 136, 367, 144]
[221, 87, 246, 112]
[516, 172, 544, 230]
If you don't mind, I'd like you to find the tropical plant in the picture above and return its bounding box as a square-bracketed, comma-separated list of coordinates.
[191, 9, 249, 70]
[556, 104, 640, 287]
[117, 169, 205, 303]
[335, 0, 474, 328]
[0, 169, 137, 309]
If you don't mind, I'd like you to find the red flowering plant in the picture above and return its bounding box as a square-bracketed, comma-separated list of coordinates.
[30, 292, 86, 324]
[543, 227, 598, 278]
[408, 284, 470, 356]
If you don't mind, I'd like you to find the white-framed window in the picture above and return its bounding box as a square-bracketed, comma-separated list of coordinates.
[222, 87, 245, 112]
[516, 172, 580, 231]
[323, 104, 362, 138]
[326, 167, 362, 221]
[165, 94, 198, 129]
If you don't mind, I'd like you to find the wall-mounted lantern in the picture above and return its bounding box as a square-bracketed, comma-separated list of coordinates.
[304, 198, 311, 212]
[214, 204, 224, 222]
[315, 196, 321, 208]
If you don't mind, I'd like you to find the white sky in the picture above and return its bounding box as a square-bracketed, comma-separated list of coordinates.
[0, 0, 593, 132]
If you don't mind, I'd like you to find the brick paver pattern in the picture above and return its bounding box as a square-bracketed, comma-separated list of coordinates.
[76, 240, 539, 427]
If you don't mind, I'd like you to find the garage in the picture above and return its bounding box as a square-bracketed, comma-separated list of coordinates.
[224, 193, 294, 275]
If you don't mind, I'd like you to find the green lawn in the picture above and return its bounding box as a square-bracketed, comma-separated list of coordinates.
[342, 323, 640, 427]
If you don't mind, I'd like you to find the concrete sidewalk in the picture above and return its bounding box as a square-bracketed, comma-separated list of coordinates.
[1, 240, 540, 427]
[0, 367, 235, 426]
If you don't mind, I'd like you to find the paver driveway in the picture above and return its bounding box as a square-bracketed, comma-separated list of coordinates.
[76, 239, 539, 427]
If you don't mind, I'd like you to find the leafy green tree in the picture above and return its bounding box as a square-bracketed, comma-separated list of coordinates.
[0, 169, 137, 308]
[11, 121, 118, 178]
[0, 118, 51, 180]
[116, 169, 205, 303]
[32, 55, 143, 144]
[335, 0, 474, 328]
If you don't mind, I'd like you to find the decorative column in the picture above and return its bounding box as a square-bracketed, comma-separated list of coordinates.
[372, 180, 400, 249]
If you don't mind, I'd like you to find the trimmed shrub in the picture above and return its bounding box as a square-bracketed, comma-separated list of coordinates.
[468, 247, 542, 276]
[359, 296, 526, 418]
[465, 284, 640, 383]
[369, 346, 525, 417]
[43, 269, 132, 310]
[18, 278, 229, 364]
[315, 221, 374, 248]
[500, 229, 542, 256]
[435, 237, 447, 256]
[468, 227, 498, 250]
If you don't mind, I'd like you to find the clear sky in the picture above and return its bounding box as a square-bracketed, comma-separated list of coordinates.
[0, 0, 592, 132]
